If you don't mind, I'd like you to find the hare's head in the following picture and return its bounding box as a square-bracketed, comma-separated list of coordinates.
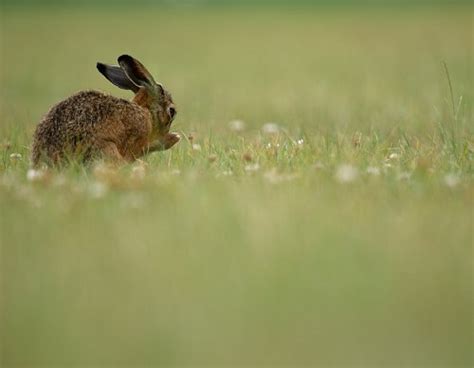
[97, 55, 176, 136]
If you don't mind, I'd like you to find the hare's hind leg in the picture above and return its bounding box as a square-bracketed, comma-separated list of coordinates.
[99, 141, 126, 163]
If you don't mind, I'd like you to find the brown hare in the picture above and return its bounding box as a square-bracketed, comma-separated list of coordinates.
[31, 54, 180, 166]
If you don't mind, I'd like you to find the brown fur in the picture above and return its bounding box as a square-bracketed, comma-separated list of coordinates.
[31, 56, 179, 167]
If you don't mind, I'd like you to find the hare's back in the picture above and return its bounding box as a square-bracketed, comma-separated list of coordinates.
[45, 90, 129, 127]
[32, 90, 147, 164]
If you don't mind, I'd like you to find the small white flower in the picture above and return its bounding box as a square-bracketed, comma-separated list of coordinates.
[131, 165, 146, 180]
[266, 142, 280, 149]
[245, 163, 260, 173]
[264, 169, 298, 184]
[296, 139, 304, 146]
[264, 169, 280, 184]
[228, 119, 246, 132]
[388, 153, 400, 160]
[366, 166, 381, 176]
[9, 153, 22, 160]
[192, 143, 202, 151]
[89, 182, 108, 199]
[217, 170, 233, 178]
[262, 122, 280, 135]
[121, 193, 145, 209]
[335, 164, 358, 183]
[444, 173, 460, 188]
[397, 172, 411, 181]
[26, 169, 46, 182]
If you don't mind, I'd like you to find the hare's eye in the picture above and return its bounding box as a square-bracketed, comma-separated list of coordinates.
[168, 107, 176, 119]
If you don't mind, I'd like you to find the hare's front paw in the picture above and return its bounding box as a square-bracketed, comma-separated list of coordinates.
[163, 132, 181, 149]
[149, 132, 181, 152]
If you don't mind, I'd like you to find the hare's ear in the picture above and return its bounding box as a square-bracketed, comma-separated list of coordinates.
[117, 55, 157, 89]
[97, 62, 140, 93]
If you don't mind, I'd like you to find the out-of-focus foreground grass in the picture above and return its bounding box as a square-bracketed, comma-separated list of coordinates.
[0, 5, 473, 367]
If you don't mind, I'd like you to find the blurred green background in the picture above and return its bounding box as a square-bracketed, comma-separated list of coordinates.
[1, 0, 473, 367]
[2, 0, 472, 6]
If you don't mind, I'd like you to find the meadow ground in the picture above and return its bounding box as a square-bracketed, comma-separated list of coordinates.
[0, 5, 473, 366]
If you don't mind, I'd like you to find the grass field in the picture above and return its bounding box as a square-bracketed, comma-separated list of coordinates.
[0, 5, 473, 367]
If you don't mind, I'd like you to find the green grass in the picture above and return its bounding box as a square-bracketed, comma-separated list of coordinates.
[1, 5, 473, 367]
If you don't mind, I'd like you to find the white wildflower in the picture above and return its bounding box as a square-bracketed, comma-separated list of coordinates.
[192, 143, 202, 151]
[9, 153, 22, 160]
[121, 193, 145, 209]
[335, 164, 358, 183]
[229, 119, 246, 132]
[366, 166, 381, 176]
[89, 182, 108, 199]
[26, 169, 46, 182]
[397, 172, 411, 181]
[388, 153, 400, 160]
[245, 163, 260, 173]
[131, 164, 146, 180]
[266, 142, 280, 149]
[216, 170, 233, 178]
[264, 169, 298, 184]
[444, 173, 460, 188]
[262, 122, 280, 135]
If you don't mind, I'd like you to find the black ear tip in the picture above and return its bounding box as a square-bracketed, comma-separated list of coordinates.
[118, 54, 133, 64]
[96, 62, 106, 72]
